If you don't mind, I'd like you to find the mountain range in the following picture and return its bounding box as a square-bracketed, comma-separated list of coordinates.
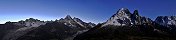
[0, 8, 176, 40]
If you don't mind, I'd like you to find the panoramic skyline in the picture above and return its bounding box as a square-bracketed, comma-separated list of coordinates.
[0, 0, 176, 24]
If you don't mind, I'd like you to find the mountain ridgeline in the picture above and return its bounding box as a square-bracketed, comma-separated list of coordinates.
[0, 15, 95, 40]
[0, 8, 176, 40]
[74, 8, 176, 40]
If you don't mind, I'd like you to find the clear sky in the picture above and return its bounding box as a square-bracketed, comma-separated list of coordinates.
[0, 0, 176, 24]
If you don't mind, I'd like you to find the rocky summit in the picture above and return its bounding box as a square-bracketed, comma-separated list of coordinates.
[102, 8, 153, 27]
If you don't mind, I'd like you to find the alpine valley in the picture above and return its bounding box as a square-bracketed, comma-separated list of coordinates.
[0, 8, 176, 40]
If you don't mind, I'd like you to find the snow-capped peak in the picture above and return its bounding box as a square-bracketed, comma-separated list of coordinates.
[119, 8, 128, 11]
[102, 8, 132, 27]
[155, 16, 176, 26]
[117, 8, 131, 16]
[102, 8, 153, 27]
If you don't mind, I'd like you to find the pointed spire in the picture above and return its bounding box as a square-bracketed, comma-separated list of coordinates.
[133, 10, 139, 16]
[65, 15, 72, 20]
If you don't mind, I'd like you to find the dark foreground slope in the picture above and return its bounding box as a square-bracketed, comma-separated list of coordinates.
[74, 24, 176, 40]
[0, 23, 24, 40]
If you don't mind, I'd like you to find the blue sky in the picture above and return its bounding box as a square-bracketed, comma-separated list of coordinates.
[0, 0, 176, 24]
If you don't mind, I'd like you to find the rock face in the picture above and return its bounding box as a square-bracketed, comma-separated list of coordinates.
[155, 16, 176, 26]
[131, 10, 141, 25]
[103, 8, 153, 27]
